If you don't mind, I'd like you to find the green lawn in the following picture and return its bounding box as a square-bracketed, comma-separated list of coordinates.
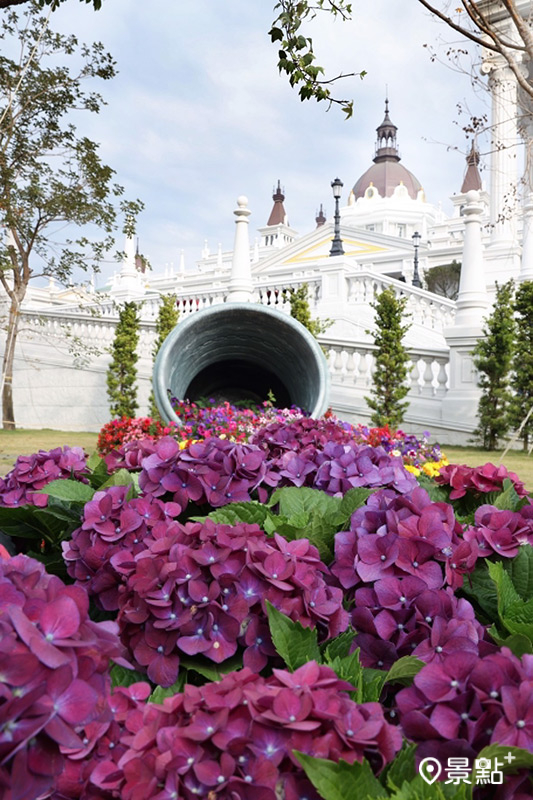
[0, 429, 532, 493]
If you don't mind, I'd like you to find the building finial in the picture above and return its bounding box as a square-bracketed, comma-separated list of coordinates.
[374, 96, 400, 163]
[315, 203, 326, 228]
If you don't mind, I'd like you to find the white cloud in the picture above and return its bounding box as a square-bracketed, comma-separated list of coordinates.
[32, 0, 491, 277]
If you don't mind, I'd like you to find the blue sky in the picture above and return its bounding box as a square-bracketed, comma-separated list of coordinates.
[46, 0, 488, 286]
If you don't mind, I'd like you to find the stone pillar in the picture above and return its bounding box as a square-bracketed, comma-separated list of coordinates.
[178, 250, 185, 275]
[455, 191, 489, 327]
[521, 192, 533, 280]
[442, 190, 489, 432]
[227, 196, 253, 303]
[486, 60, 519, 246]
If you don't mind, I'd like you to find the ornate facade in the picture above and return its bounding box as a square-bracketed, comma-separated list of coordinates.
[2, 76, 531, 441]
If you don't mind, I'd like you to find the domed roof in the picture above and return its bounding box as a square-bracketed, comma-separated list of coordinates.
[352, 100, 422, 200]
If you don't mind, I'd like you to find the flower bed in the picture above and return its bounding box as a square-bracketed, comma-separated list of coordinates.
[97, 401, 307, 455]
[96, 407, 448, 477]
[1, 419, 533, 799]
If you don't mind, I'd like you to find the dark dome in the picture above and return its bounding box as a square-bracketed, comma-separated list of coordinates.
[352, 99, 422, 200]
[353, 162, 422, 200]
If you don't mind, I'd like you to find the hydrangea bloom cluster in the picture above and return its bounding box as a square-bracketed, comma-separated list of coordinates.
[138, 437, 269, 508]
[97, 416, 181, 456]
[331, 487, 475, 594]
[62, 485, 182, 611]
[464, 503, 533, 560]
[435, 462, 528, 500]
[104, 436, 159, 474]
[396, 647, 533, 763]
[252, 419, 418, 496]
[351, 576, 493, 671]
[52, 681, 151, 800]
[115, 519, 349, 686]
[0, 445, 88, 508]
[87, 663, 402, 800]
[250, 417, 356, 457]
[0, 554, 126, 800]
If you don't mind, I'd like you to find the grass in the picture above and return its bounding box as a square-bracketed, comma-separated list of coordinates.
[0, 429, 98, 475]
[0, 429, 532, 492]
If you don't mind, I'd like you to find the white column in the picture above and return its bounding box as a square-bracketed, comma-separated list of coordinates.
[487, 61, 519, 245]
[227, 196, 253, 303]
[122, 235, 137, 277]
[455, 190, 489, 326]
[521, 192, 533, 280]
[109, 234, 145, 301]
[441, 191, 488, 433]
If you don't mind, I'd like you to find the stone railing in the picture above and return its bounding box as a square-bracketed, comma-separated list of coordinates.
[21, 304, 449, 399]
[175, 289, 228, 316]
[346, 271, 456, 332]
[21, 307, 158, 356]
[322, 338, 449, 397]
[256, 276, 322, 311]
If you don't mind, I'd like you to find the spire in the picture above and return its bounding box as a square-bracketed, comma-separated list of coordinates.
[315, 204, 326, 228]
[134, 237, 146, 273]
[267, 180, 288, 226]
[460, 141, 482, 193]
[374, 97, 400, 163]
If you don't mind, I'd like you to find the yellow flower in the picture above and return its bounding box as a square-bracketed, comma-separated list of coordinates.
[422, 458, 448, 477]
[404, 464, 421, 476]
[178, 438, 201, 449]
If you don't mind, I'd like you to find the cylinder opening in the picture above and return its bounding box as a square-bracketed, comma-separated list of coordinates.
[153, 303, 330, 424]
[185, 358, 291, 407]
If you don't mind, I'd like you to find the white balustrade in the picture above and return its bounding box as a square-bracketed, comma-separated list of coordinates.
[322, 339, 450, 400]
[345, 271, 455, 333]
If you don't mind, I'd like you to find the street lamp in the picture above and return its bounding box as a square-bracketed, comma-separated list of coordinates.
[412, 230, 422, 288]
[329, 177, 344, 257]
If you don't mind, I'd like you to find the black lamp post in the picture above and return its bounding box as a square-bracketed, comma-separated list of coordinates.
[329, 177, 344, 257]
[412, 230, 422, 288]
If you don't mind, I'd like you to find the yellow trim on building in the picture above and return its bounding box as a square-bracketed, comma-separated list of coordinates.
[284, 238, 389, 264]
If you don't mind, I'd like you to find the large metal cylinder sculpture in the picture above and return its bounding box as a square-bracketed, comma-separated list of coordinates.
[152, 302, 330, 424]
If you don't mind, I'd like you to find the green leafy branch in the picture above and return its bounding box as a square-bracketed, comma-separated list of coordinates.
[269, 0, 365, 118]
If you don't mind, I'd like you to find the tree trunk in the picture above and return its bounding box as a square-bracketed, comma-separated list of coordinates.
[2, 295, 20, 430]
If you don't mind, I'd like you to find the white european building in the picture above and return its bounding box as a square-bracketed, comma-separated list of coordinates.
[3, 10, 533, 444]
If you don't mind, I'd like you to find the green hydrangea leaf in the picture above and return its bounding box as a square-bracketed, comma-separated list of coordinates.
[266, 600, 320, 670]
[294, 753, 387, 800]
[35, 478, 95, 502]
